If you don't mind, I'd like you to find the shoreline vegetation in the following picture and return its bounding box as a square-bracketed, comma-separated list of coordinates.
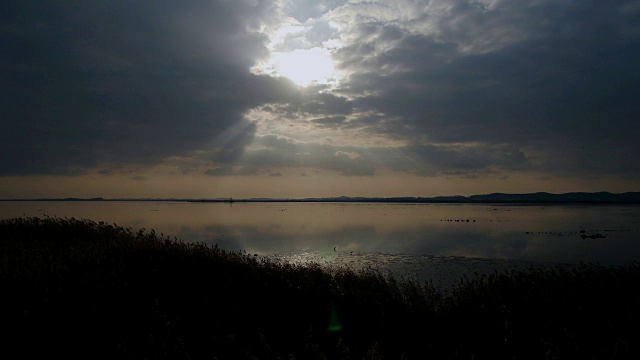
[2, 191, 640, 204]
[2, 217, 639, 359]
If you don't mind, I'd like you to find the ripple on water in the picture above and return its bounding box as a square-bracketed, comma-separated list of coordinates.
[268, 251, 571, 294]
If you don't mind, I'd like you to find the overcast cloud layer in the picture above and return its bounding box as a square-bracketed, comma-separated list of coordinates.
[2, 0, 640, 195]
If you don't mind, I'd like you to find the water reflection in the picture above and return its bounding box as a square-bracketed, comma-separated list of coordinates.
[2, 201, 639, 266]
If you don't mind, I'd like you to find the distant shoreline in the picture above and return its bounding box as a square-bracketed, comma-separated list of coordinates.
[2, 191, 640, 204]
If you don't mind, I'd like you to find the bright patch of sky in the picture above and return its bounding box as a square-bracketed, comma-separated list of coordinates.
[251, 1, 345, 87]
[254, 47, 337, 87]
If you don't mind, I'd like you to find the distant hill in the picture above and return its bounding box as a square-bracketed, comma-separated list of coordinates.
[3, 192, 640, 203]
[292, 192, 640, 203]
[466, 192, 640, 203]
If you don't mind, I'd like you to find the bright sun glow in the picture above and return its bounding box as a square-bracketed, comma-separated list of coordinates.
[254, 47, 338, 87]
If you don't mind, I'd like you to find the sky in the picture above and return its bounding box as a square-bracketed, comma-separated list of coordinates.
[1, 0, 639, 199]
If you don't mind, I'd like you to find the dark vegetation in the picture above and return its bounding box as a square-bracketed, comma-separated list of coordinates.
[1, 216, 639, 359]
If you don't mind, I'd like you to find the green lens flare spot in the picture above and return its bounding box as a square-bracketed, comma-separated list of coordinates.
[327, 306, 343, 332]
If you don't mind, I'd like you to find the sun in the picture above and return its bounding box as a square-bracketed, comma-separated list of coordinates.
[254, 47, 339, 87]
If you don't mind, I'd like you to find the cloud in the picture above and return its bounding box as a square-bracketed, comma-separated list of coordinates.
[334, 151, 361, 160]
[315, 0, 640, 178]
[2, 0, 639, 187]
[311, 115, 347, 126]
[207, 134, 534, 178]
[0, 0, 296, 175]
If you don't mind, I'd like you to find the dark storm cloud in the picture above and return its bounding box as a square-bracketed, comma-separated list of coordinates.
[203, 134, 375, 176]
[4, 0, 640, 182]
[311, 115, 347, 126]
[278, 90, 354, 116]
[205, 134, 532, 177]
[0, 0, 295, 175]
[327, 0, 640, 178]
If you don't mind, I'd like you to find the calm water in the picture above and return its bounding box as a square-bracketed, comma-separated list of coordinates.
[2, 201, 639, 291]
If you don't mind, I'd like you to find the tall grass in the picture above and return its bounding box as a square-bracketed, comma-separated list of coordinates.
[1, 216, 639, 359]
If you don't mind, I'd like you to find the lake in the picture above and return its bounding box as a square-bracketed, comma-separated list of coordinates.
[2, 201, 639, 291]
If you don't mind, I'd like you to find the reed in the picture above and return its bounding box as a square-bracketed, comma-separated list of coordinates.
[1, 216, 638, 359]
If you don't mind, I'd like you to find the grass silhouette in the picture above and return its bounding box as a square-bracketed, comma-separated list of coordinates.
[1, 216, 639, 359]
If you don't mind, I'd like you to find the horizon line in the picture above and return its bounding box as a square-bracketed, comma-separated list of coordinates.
[2, 191, 640, 204]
